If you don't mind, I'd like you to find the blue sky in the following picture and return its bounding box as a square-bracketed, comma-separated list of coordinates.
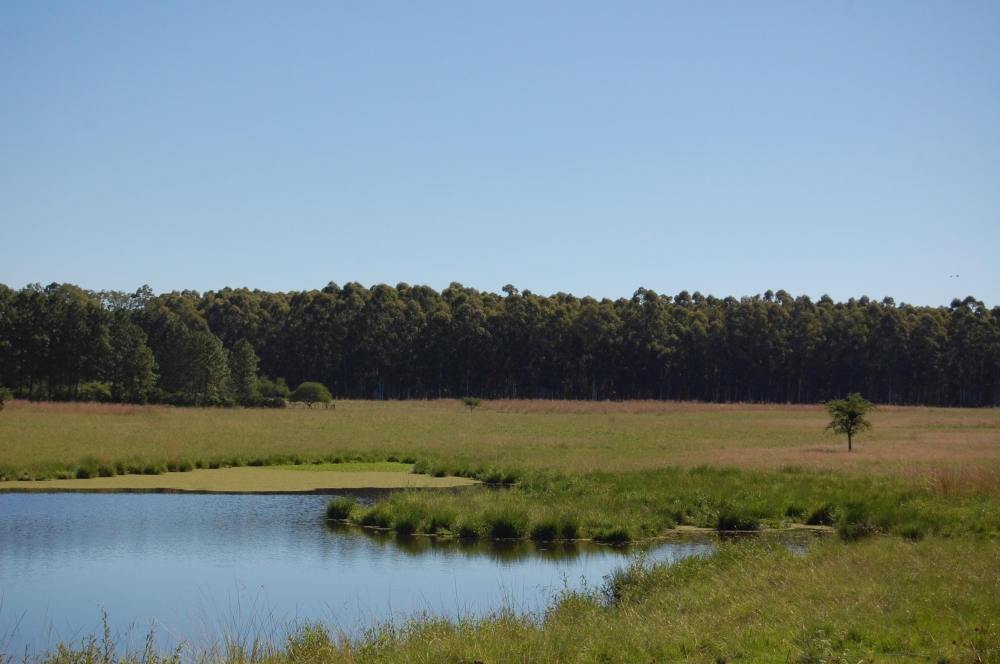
[2, 2, 997, 305]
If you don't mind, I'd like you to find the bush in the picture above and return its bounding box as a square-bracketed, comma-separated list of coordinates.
[258, 376, 291, 399]
[289, 382, 333, 408]
[236, 396, 287, 408]
[78, 382, 112, 403]
[0, 387, 12, 411]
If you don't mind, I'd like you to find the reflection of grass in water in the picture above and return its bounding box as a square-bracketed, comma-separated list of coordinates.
[31, 537, 1000, 664]
[271, 462, 413, 473]
[343, 466, 1000, 544]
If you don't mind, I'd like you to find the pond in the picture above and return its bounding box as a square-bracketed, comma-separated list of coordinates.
[0, 492, 744, 654]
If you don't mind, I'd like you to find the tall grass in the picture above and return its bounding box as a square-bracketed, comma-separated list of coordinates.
[3, 400, 999, 482]
[26, 537, 1000, 664]
[339, 466, 1000, 543]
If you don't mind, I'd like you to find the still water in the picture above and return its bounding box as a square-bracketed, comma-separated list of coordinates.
[0, 492, 715, 653]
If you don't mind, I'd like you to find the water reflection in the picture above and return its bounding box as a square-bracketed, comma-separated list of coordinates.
[0, 493, 811, 655]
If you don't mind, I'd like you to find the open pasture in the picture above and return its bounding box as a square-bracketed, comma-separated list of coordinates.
[1, 399, 998, 481]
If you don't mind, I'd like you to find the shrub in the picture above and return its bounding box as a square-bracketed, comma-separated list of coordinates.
[289, 382, 332, 408]
[78, 382, 112, 403]
[0, 387, 12, 411]
[258, 376, 291, 399]
[461, 396, 483, 412]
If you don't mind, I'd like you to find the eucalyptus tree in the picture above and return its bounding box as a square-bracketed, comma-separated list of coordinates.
[229, 338, 260, 398]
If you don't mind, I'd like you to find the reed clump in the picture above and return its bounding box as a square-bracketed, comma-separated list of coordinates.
[31, 538, 1000, 664]
[340, 466, 1000, 544]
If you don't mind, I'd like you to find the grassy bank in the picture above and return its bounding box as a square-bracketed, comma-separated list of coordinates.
[333, 466, 1000, 542]
[323, 536, 1000, 663]
[34, 536, 1000, 664]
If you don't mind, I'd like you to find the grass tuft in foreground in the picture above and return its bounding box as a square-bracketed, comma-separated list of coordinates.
[32, 536, 1000, 664]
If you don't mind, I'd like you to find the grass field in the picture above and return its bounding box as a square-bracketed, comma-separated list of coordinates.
[3, 399, 999, 479]
[3, 399, 999, 662]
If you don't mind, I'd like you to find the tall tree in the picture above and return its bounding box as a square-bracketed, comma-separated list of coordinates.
[229, 338, 260, 398]
[107, 311, 157, 403]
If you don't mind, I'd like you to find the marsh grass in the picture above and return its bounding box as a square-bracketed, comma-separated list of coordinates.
[27, 537, 1000, 664]
[345, 466, 1000, 543]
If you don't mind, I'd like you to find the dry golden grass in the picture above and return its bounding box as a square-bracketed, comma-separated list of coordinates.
[1, 399, 998, 478]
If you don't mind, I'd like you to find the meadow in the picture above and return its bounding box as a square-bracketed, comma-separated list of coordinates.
[3, 399, 999, 662]
[3, 399, 999, 479]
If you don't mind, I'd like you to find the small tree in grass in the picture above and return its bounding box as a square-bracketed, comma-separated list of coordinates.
[824, 393, 875, 452]
[0, 387, 12, 412]
[461, 396, 482, 412]
[289, 382, 333, 408]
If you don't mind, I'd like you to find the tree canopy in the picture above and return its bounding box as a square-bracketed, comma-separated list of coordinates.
[289, 382, 333, 408]
[1, 281, 998, 406]
[824, 393, 876, 451]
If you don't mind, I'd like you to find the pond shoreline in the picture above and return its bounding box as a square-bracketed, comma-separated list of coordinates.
[0, 467, 478, 492]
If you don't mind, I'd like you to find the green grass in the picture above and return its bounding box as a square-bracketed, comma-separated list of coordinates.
[340, 466, 1000, 542]
[39, 537, 1000, 663]
[3, 399, 999, 482]
[5, 399, 1000, 662]
[271, 461, 413, 472]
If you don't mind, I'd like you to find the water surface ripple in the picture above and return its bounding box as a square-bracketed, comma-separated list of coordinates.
[1, 493, 715, 653]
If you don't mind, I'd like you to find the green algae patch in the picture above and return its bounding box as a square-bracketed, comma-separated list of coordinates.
[2, 467, 476, 493]
[270, 462, 414, 473]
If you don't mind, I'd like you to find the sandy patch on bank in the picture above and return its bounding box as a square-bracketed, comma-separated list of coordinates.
[2, 467, 477, 493]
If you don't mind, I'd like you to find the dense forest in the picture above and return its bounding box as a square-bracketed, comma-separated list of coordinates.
[0, 281, 998, 407]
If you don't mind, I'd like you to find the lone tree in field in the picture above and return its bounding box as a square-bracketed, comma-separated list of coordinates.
[0, 387, 12, 412]
[289, 382, 333, 408]
[461, 396, 482, 412]
[824, 393, 875, 451]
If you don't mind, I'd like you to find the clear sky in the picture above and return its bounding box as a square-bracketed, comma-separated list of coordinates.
[2, 1, 997, 306]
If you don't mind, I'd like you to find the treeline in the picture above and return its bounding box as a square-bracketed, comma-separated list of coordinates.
[1, 281, 998, 407]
